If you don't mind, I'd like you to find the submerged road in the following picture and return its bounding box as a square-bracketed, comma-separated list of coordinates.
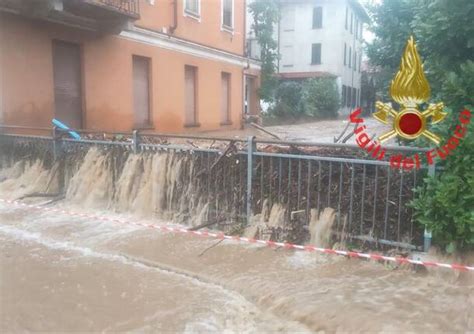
[0, 202, 473, 332]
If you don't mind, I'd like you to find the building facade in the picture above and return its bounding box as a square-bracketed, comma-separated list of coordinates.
[246, 0, 368, 115]
[278, 0, 368, 115]
[0, 0, 261, 133]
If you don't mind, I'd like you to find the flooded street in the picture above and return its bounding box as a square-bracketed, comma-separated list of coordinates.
[0, 133, 472, 332]
[1, 201, 473, 332]
[203, 117, 390, 144]
[2, 0, 473, 331]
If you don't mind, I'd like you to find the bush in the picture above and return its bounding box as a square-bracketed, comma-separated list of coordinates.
[270, 81, 305, 118]
[411, 113, 474, 253]
[268, 78, 340, 119]
[302, 77, 340, 118]
[411, 62, 474, 253]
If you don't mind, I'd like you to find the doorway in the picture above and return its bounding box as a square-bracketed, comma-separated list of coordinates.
[52, 41, 83, 129]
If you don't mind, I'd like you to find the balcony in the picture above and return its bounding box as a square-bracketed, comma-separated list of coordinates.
[0, 0, 140, 33]
[65, 0, 140, 20]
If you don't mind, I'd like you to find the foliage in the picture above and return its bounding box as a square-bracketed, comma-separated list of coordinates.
[302, 78, 340, 118]
[411, 119, 474, 252]
[268, 78, 340, 120]
[366, 0, 416, 71]
[248, 0, 279, 103]
[367, 0, 474, 251]
[271, 81, 305, 118]
[360, 72, 376, 114]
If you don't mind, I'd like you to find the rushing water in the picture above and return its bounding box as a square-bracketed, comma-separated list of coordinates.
[0, 149, 473, 332]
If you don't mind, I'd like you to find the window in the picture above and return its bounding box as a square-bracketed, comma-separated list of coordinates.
[348, 47, 352, 68]
[354, 51, 357, 71]
[344, 43, 347, 65]
[221, 72, 231, 124]
[312, 7, 322, 29]
[311, 43, 321, 64]
[355, 20, 358, 38]
[352, 87, 357, 108]
[350, 12, 353, 33]
[184, 65, 198, 126]
[282, 45, 294, 67]
[133, 56, 151, 127]
[222, 0, 233, 29]
[342, 85, 346, 106]
[345, 7, 348, 30]
[360, 23, 363, 40]
[359, 54, 362, 73]
[346, 86, 351, 107]
[185, 0, 200, 17]
[282, 7, 295, 31]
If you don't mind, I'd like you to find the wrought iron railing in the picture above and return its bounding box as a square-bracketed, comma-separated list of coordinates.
[94, 0, 140, 16]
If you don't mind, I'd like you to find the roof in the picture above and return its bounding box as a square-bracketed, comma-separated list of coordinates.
[279, 0, 370, 23]
[278, 71, 337, 80]
[348, 0, 370, 23]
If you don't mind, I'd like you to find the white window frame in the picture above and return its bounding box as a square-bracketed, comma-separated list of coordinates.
[183, 0, 201, 20]
[221, 0, 234, 33]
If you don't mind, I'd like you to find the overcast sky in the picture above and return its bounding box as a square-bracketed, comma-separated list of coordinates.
[360, 0, 378, 44]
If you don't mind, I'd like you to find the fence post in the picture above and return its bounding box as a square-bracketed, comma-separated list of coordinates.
[424, 162, 436, 252]
[52, 126, 61, 161]
[246, 136, 256, 225]
[132, 130, 140, 153]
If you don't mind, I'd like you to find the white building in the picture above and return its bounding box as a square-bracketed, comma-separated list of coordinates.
[247, 0, 369, 115]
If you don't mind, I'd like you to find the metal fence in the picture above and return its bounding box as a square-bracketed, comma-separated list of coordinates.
[0, 126, 435, 251]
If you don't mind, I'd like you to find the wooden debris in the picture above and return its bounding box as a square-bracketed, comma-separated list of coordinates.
[250, 122, 281, 140]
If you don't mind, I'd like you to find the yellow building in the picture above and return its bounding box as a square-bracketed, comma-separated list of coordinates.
[0, 0, 261, 133]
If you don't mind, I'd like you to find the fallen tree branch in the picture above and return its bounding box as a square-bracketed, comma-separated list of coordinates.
[188, 220, 220, 231]
[250, 122, 281, 140]
[198, 239, 224, 257]
[333, 121, 352, 143]
[341, 123, 358, 143]
[196, 141, 235, 177]
[17, 192, 61, 200]
[42, 194, 66, 206]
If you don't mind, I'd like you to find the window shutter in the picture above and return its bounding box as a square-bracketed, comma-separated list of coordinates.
[311, 44, 321, 64]
[312, 7, 322, 29]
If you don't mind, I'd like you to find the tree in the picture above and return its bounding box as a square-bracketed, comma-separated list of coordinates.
[367, 0, 474, 252]
[248, 0, 279, 103]
[271, 81, 305, 118]
[367, 0, 474, 109]
[302, 78, 340, 119]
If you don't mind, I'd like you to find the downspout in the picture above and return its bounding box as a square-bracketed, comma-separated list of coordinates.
[277, 0, 281, 72]
[242, 62, 250, 129]
[351, 15, 355, 110]
[242, 0, 248, 129]
[169, 0, 178, 34]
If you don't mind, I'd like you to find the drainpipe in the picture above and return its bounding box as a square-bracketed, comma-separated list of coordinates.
[169, 0, 178, 34]
[277, 1, 281, 72]
[242, 59, 250, 128]
[242, 0, 249, 128]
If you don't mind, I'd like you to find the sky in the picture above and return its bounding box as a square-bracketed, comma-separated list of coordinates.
[360, 0, 378, 44]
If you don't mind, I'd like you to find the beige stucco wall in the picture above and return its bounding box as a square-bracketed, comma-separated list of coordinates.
[136, 0, 246, 56]
[0, 13, 258, 133]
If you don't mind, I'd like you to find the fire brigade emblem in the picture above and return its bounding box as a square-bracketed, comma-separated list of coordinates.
[373, 36, 447, 144]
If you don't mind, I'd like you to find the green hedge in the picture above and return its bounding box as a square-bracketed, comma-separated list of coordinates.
[268, 78, 340, 119]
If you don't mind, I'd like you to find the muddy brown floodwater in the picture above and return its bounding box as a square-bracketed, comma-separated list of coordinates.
[1, 201, 473, 333]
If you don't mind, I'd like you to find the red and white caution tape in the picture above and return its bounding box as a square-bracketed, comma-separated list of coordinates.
[0, 198, 473, 272]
